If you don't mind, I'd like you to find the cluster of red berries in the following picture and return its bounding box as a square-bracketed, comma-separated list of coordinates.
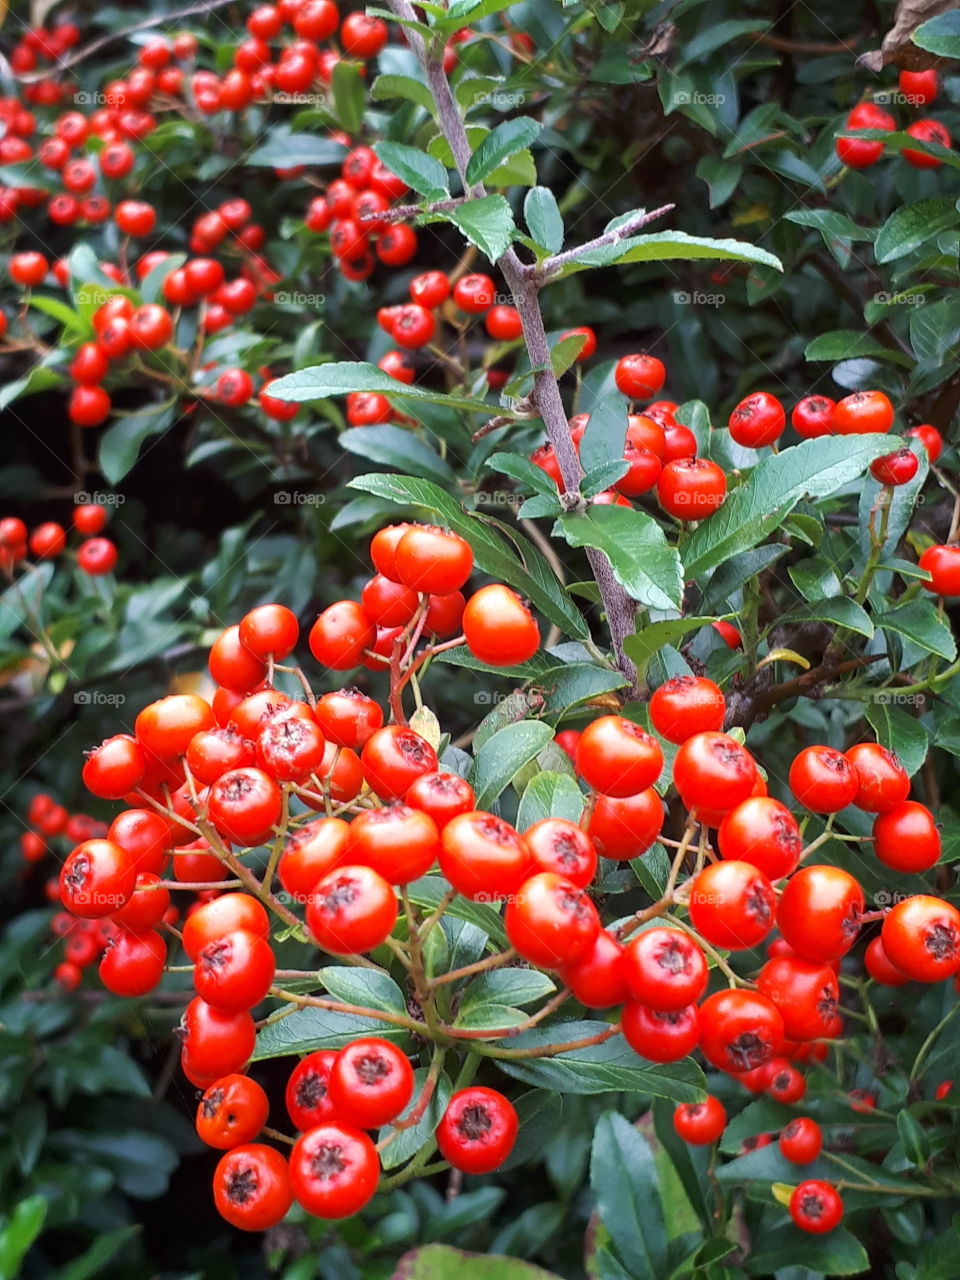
[305, 144, 418, 282]
[5, 22, 80, 107]
[0, 503, 117, 575]
[836, 70, 949, 170]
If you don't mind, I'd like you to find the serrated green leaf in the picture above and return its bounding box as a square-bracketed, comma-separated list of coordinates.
[98, 402, 176, 485]
[864, 700, 930, 776]
[371, 72, 436, 115]
[517, 772, 585, 830]
[874, 197, 958, 264]
[448, 194, 515, 261]
[375, 141, 450, 200]
[624, 617, 717, 680]
[466, 117, 541, 185]
[557, 506, 683, 610]
[524, 186, 564, 254]
[471, 720, 554, 810]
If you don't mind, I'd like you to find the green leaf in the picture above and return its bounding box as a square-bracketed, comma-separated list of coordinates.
[805, 329, 912, 365]
[448, 194, 515, 261]
[12, 1101, 45, 1176]
[682, 434, 902, 579]
[254, 1007, 409, 1059]
[247, 127, 347, 167]
[551, 331, 590, 378]
[558, 229, 782, 277]
[865, 700, 930, 776]
[371, 73, 436, 116]
[332, 60, 366, 134]
[27, 292, 84, 334]
[0, 364, 64, 411]
[408, 874, 508, 944]
[472, 720, 555, 810]
[557, 506, 683, 610]
[340, 424, 454, 486]
[651, 1098, 712, 1227]
[624, 617, 717, 681]
[537, 662, 629, 715]
[486, 451, 557, 496]
[318, 966, 407, 1013]
[458, 970, 556, 1026]
[745, 1225, 869, 1276]
[913, 9, 960, 57]
[375, 141, 450, 201]
[267, 361, 493, 413]
[578, 395, 628, 474]
[874, 197, 958, 264]
[695, 154, 742, 208]
[897, 1109, 931, 1166]
[98, 401, 176, 485]
[590, 1113, 666, 1280]
[524, 186, 564, 254]
[466, 118, 542, 185]
[59, 1227, 141, 1280]
[389, 1244, 563, 1280]
[785, 207, 875, 242]
[881, 599, 957, 661]
[783, 596, 874, 638]
[517, 772, 585, 830]
[347, 473, 590, 640]
[379, 1068, 452, 1171]
[498, 1024, 706, 1100]
[0, 1195, 47, 1280]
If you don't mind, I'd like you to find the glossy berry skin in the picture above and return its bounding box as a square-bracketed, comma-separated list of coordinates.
[82, 733, 146, 798]
[522, 818, 597, 888]
[278, 818, 349, 899]
[836, 103, 892, 169]
[728, 392, 785, 448]
[286, 1050, 338, 1131]
[60, 839, 136, 918]
[239, 604, 299, 660]
[767, 1061, 806, 1104]
[347, 803, 439, 885]
[919, 545, 960, 596]
[209, 626, 268, 693]
[289, 1122, 380, 1219]
[622, 927, 708, 1011]
[779, 1117, 823, 1165]
[832, 389, 894, 435]
[657, 458, 727, 520]
[756, 955, 839, 1041]
[463, 585, 539, 666]
[439, 811, 531, 901]
[673, 1096, 727, 1145]
[306, 865, 398, 955]
[688, 860, 776, 950]
[136, 693, 215, 761]
[777, 866, 864, 961]
[845, 742, 910, 813]
[717, 797, 802, 881]
[903, 119, 951, 169]
[197, 1075, 269, 1149]
[328, 1037, 414, 1128]
[698, 989, 784, 1074]
[405, 771, 475, 830]
[789, 745, 858, 813]
[864, 935, 909, 986]
[77, 537, 118, 576]
[393, 525, 473, 594]
[622, 1002, 700, 1062]
[29, 522, 67, 558]
[561, 930, 629, 1008]
[99, 928, 166, 995]
[207, 767, 282, 846]
[361, 726, 438, 801]
[505, 872, 599, 969]
[615, 354, 666, 399]
[575, 716, 663, 798]
[453, 273, 495, 313]
[900, 68, 938, 104]
[873, 800, 941, 873]
[437, 1087, 518, 1173]
[195, 928, 276, 1011]
[870, 448, 919, 486]
[649, 676, 725, 744]
[588, 789, 664, 859]
[790, 1180, 843, 1234]
[673, 732, 757, 815]
[213, 1144, 292, 1231]
[906, 423, 942, 462]
[309, 601, 377, 669]
[792, 395, 835, 438]
[881, 895, 960, 982]
[182, 998, 256, 1078]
